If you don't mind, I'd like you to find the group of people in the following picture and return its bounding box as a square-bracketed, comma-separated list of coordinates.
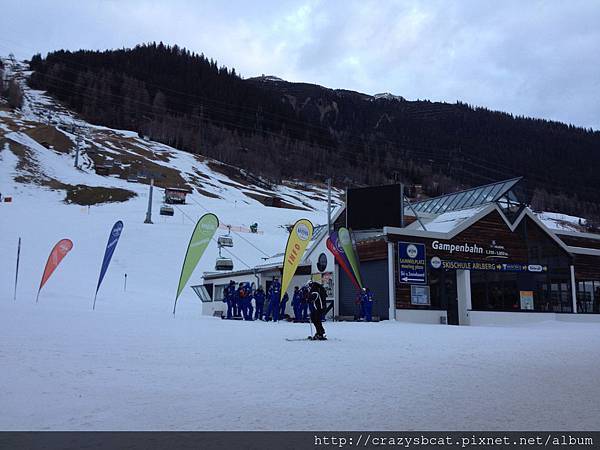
[222, 278, 323, 322]
[222, 278, 329, 339]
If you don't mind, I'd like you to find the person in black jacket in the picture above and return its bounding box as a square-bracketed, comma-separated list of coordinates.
[308, 281, 327, 340]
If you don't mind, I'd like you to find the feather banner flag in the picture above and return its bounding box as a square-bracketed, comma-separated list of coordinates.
[173, 213, 219, 315]
[338, 227, 364, 289]
[36, 238, 73, 303]
[93, 220, 124, 310]
[327, 231, 360, 290]
[281, 219, 314, 296]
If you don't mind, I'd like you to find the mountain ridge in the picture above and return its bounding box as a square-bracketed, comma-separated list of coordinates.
[4, 43, 600, 218]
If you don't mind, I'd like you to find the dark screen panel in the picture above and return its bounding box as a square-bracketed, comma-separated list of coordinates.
[347, 184, 402, 229]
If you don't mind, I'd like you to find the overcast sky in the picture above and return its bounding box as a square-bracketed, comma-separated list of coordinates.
[2, 0, 599, 129]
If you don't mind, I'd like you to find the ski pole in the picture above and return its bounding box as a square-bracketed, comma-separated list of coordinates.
[14, 237, 21, 301]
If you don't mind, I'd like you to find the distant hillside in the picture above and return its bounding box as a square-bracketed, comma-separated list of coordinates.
[23, 43, 600, 218]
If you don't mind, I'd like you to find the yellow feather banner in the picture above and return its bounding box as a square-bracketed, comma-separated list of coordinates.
[281, 219, 314, 296]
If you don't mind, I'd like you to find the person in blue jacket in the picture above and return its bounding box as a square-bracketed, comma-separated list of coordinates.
[240, 282, 254, 321]
[265, 278, 281, 322]
[247, 283, 255, 320]
[223, 280, 236, 319]
[300, 285, 310, 321]
[232, 283, 240, 318]
[360, 287, 374, 322]
[291, 286, 303, 322]
[234, 282, 243, 319]
[279, 292, 289, 318]
[253, 286, 266, 320]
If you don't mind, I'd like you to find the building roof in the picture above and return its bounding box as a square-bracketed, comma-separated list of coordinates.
[165, 187, 193, 193]
[411, 177, 522, 215]
[408, 205, 489, 233]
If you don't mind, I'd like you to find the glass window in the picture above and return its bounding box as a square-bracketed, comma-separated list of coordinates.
[465, 185, 494, 208]
[213, 284, 227, 302]
[444, 192, 466, 211]
[454, 190, 477, 209]
[461, 187, 485, 208]
[414, 201, 427, 212]
[486, 182, 505, 202]
[424, 197, 443, 213]
[576, 280, 600, 313]
[435, 196, 454, 213]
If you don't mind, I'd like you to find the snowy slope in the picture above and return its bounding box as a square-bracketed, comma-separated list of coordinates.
[536, 211, 587, 232]
[0, 57, 342, 315]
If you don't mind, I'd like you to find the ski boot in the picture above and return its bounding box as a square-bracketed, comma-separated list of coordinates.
[309, 334, 327, 341]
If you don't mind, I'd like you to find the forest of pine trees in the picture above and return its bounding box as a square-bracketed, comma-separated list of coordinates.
[27, 43, 600, 219]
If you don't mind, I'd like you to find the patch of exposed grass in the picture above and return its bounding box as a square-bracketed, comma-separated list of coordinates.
[23, 125, 73, 153]
[196, 187, 221, 199]
[65, 185, 137, 205]
[243, 191, 307, 211]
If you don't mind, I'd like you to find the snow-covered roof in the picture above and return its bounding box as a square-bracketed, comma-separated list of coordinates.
[409, 205, 489, 233]
[535, 211, 586, 232]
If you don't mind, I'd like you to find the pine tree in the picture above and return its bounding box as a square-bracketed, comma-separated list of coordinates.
[8, 80, 23, 109]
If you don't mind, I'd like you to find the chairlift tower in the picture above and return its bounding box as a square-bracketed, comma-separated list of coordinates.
[74, 132, 83, 168]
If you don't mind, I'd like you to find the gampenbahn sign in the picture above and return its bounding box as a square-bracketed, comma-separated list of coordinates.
[398, 242, 427, 284]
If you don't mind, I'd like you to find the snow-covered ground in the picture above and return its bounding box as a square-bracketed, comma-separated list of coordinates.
[1, 189, 599, 431]
[2, 301, 600, 430]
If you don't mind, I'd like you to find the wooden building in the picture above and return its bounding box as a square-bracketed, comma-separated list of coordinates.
[164, 187, 192, 204]
[336, 179, 600, 325]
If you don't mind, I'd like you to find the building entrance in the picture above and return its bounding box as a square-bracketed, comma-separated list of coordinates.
[430, 269, 459, 325]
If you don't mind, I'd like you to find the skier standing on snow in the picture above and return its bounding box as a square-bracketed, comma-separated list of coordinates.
[279, 292, 289, 318]
[223, 280, 236, 319]
[360, 287, 374, 322]
[291, 286, 303, 322]
[265, 278, 281, 322]
[254, 286, 266, 320]
[308, 281, 327, 340]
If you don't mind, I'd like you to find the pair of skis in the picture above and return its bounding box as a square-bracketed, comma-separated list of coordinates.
[285, 336, 331, 342]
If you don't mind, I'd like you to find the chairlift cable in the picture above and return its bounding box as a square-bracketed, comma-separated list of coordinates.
[172, 204, 253, 269]
[186, 194, 272, 258]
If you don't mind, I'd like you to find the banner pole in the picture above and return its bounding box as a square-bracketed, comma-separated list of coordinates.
[124, 273, 127, 292]
[14, 237, 21, 301]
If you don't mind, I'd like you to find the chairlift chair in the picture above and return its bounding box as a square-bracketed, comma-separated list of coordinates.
[215, 257, 234, 271]
[217, 235, 234, 247]
[217, 225, 234, 247]
[160, 205, 174, 216]
[215, 226, 234, 270]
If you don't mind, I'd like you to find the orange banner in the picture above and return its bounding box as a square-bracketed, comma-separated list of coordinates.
[37, 239, 73, 302]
